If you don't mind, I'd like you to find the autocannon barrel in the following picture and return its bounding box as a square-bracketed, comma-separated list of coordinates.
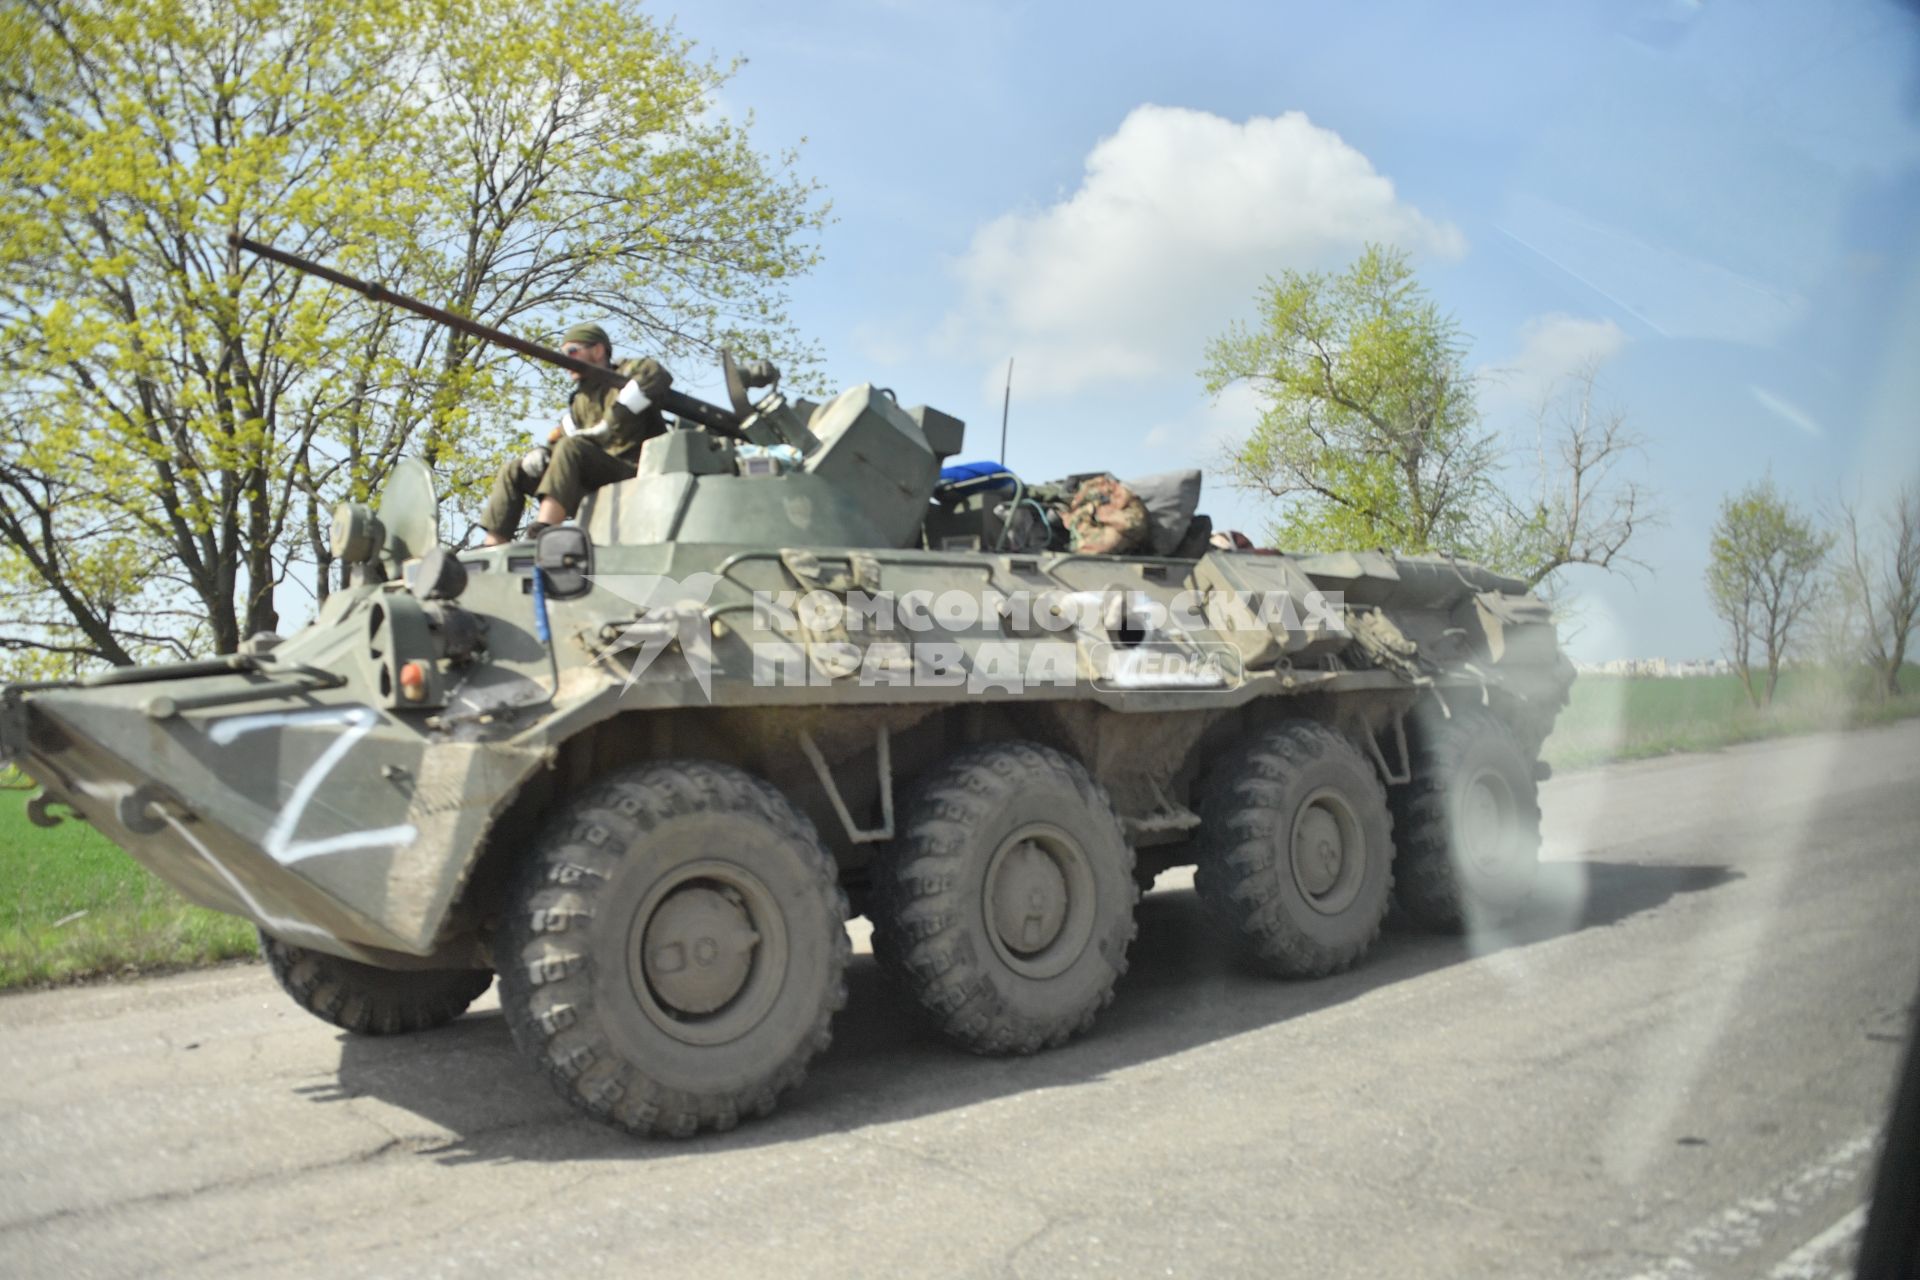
[228, 235, 743, 435]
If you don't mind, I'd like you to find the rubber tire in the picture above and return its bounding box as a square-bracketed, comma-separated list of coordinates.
[869, 741, 1137, 1056]
[259, 932, 492, 1036]
[497, 761, 848, 1138]
[1389, 708, 1542, 932]
[1195, 721, 1395, 977]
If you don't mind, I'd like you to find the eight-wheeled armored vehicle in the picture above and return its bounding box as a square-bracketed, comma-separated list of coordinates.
[0, 255, 1573, 1138]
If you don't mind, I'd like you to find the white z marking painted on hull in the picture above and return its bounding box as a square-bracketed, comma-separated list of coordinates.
[207, 705, 418, 864]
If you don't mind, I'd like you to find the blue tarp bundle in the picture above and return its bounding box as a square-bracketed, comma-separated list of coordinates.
[937, 460, 1018, 494]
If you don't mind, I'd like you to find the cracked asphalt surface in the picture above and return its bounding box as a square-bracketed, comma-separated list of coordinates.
[3, 721, 1917, 1278]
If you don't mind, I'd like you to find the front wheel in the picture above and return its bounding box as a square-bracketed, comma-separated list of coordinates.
[497, 761, 849, 1138]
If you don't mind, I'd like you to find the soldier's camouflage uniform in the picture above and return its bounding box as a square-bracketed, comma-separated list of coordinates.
[480, 357, 674, 539]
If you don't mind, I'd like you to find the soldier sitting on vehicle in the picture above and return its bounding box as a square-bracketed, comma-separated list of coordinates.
[480, 323, 674, 546]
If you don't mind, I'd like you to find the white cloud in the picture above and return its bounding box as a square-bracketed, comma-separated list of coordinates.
[940, 105, 1465, 396]
[1480, 313, 1628, 413]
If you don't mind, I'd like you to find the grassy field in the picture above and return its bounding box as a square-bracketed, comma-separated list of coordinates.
[1, 667, 1915, 991]
[1542, 668, 1920, 771]
[0, 785, 256, 988]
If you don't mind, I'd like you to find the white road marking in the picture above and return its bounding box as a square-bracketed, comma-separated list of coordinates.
[1765, 1205, 1868, 1280]
[1618, 1133, 1876, 1280]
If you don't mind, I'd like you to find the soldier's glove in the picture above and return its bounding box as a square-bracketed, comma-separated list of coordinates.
[519, 445, 552, 481]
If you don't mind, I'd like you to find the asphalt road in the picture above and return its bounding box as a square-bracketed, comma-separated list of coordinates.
[3, 721, 1918, 1279]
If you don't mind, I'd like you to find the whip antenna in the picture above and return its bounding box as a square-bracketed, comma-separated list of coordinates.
[999, 357, 1014, 464]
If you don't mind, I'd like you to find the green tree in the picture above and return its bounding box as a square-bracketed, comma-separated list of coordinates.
[1202, 246, 1646, 589]
[0, 0, 824, 672]
[1706, 478, 1832, 708]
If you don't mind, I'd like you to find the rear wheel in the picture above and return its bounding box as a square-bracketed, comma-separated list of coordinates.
[869, 742, 1137, 1055]
[1390, 708, 1541, 931]
[259, 932, 492, 1036]
[1195, 721, 1395, 977]
[497, 761, 848, 1137]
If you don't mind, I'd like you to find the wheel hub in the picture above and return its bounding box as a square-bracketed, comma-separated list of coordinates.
[641, 884, 760, 1016]
[979, 822, 1098, 980]
[1289, 789, 1365, 915]
[987, 840, 1070, 955]
[1459, 771, 1515, 872]
[1293, 804, 1346, 896]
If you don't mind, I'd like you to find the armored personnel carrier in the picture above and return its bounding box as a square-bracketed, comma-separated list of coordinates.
[0, 250, 1572, 1139]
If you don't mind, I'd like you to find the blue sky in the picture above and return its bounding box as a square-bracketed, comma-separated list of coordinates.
[661, 0, 1920, 662]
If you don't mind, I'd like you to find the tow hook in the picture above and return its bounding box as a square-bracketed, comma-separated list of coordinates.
[26, 790, 81, 829]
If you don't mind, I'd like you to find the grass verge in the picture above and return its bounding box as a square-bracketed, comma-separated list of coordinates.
[0, 784, 257, 990]
[1542, 669, 1920, 772]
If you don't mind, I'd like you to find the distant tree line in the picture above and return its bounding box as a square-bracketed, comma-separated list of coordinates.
[1706, 478, 1920, 707]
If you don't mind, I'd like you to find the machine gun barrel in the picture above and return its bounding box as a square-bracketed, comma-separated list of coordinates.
[229, 235, 742, 434]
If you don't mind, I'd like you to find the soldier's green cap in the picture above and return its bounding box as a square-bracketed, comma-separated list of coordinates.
[562, 322, 610, 349]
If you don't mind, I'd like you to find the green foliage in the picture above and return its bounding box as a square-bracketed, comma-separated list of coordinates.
[0, 0, 826, 672]
[1203, 245, 1503, 561]
[1203, 247, 1649, 588]
[1705, 478, 1832, 707]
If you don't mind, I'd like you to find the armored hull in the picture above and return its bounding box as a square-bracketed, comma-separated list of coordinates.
[3, 376, 1573, 1137]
